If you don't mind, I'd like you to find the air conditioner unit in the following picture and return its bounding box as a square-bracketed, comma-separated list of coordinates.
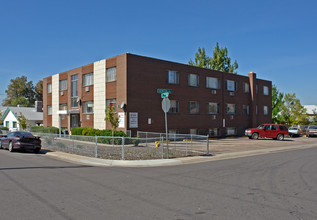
[85, 87, 90, 92]
[230, 115, 234, 120]
[60, 91, 64, 96]
[212, 115, 216, 120]
[211, 90, 217, 94]
[86, 115, 90, 120]
[229, 92, 234, 96]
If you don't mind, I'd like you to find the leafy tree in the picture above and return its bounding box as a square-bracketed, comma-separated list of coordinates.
[11, 96, 30, 107]
[0, 111, 2, 125]
[272, 85, 284, 124]
[310, 109, 317, 125]
[35, 80, 43, 101]
[105, 106, 119, 138]
[280, 93, 309, 126]
[3, 76, 35, 106]
[189, 42, 238, 73]
[17, 112, 28, 130]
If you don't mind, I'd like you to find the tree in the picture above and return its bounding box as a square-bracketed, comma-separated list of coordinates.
[310, 109, 317, 125]
[11, 96, 30, 107]
[105, 106, 119, 138]
[17, 112, 28, 130]
[0, 111, 2, 125]
[35, 80, 43, 101]
[189, 42, 238, 73]
[280, 93, 309, 126]
[3, 76, 35, 106]
[272, 85, 284, 124]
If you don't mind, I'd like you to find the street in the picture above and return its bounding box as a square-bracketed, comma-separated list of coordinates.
[0, 144, 317, 219]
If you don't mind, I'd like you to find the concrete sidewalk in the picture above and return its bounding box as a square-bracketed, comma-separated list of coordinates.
[45, 139, 317, 167]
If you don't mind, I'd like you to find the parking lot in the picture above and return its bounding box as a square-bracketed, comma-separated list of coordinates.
[209, 136, 317, 155]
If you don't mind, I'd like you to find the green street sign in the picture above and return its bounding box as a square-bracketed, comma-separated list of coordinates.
[157, 89, 172, 94]
[161, 92, 169, 98]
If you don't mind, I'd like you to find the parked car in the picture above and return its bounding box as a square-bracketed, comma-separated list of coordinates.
[245, 124, 289, 140]
[288, 126, 300, 137]
[0, 131, 41, 153]
[306, 126, 317, 137]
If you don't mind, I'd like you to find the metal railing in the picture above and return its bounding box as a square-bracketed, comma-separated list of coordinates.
[31, 131, 209, 160]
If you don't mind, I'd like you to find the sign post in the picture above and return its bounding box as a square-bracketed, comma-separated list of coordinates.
[161, 94, 171, 159]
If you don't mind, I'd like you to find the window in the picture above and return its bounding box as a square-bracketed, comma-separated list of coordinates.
[169, 100, 179, 113]
[263, 106, 268, 115]
[167, 70, 179, 84]
[272, 125, 278, 131]
[47, 105, 52, 115]
[243, 82, 249, 93]
[47, 83, 52, 94]
[106, 67, 116, 82]
[226, 127, 237, 135]
[279, 125, 288, 131]
[106, 98, 117, 112]
[59, 80, 67, 91]
[189, 101, 199, 114]
[13, 121, 17, 128]
[209, 128, 220, 137]
[188, 74, 199, 87]
[59, 104, 67, 111]
[83, 73, 93, 86]
[243, 105, 250, 115]
[206, 77, 220, 89]
[83, 101, 94, 113]
[5, 121, 9, 127]
[226, 80, 236, 91]
[226, 104, 237, 114]
[71, 75, 78, 108]
[208, 103, 219, 114]
[263, 86, 269, 95]
[189, 129, 197, 134]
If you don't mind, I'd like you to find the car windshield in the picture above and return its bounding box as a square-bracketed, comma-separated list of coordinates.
[257, 124, 264, 129]
[14, 132, 34, 137]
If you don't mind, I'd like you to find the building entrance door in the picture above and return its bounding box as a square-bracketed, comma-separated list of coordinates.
[70, 114, 80, 128]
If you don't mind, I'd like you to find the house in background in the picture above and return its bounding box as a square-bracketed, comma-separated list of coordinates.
[304, 105, 317, 123]
[1, 102, 43, 131]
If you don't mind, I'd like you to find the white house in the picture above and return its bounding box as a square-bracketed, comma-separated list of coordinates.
[1, 104, 43, 131]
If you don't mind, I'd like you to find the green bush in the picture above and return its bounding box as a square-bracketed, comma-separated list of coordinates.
[71, 127, 90, 135]
[0, 127, 9, 130]
[71, 127, 127, 137]
[31, 126, 59, 134]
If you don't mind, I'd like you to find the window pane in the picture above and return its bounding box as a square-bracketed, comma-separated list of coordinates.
[189, 101, 199, 114]
[206, 77, 219, 89]
[226, 127, 237, 135]
[83, 101, 94, 113]
[169, 100, 179, 113]
[83, 73, 93, 86]
[263, 86, 269, 95]
[47, 83, 52, 93]
[106, 99, 117, 112]
[188, 74, 199, 87]
[168, 71, 179, 84]
[244, 83, 249, 93]
[71, 75, 78, 108]
[243, 105, 249, 115]
[227, 80, 235, 91]
[59, 104, 67, 110]
[263, 106, 268, 115]
[208, 103, 218, 114]
[106, 67, 116, 82]
[47, 106, 52, 115]
[59, 80, 67, 91]
[226, 104, 236, 114]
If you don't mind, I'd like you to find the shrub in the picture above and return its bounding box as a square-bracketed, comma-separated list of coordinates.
[71, 127, 89, 135]
[0, 127, 9, 130]
[31, 126, 59, 134]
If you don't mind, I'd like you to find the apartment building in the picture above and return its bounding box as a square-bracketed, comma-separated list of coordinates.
[43, 53, 272, 137]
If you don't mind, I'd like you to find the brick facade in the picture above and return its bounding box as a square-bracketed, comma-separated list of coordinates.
[43, 53, 272, 137]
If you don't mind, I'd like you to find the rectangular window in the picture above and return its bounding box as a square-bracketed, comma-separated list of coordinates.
[83, 101, 94, 113]
[59, 104, 67, 111]
[263, 86, 269, 95]
[13, 121, 17, 128]
[169, 100, 179, 113]
[47, 105, 52, 115]
[243, 105, 250, 115]
[263, 106, 268, 115]
[59, 80, 67, 91]
[5, 121, 9, 127]
[106, 67, 116, 82]
[188, 74, 199, 87]
[106, 98, 117, 112]
[208, 103, 219, 114]
[209, 128, 220, 137]
[47, 83, 52, 94]
[226, 127, 237, 136]
[189, 129, 197, 135]
[168, 70, 179, 84]
[226, 104, 237, 114]
[226, 80, 236, 91]
[206, 77, 220, 89]
[71, 75, 78, 108]
[189, 101, 199, 114]
[83, 73, 93, 86]
[243, 82, 249, 93]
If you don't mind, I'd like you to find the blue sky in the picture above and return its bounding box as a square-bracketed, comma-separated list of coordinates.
[1, 0, 316, 105]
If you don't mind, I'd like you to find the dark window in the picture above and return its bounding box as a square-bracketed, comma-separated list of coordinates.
[279, 125, 287, 131]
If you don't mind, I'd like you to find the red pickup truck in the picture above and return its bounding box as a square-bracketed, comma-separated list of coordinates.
[245, 124, 289, 140]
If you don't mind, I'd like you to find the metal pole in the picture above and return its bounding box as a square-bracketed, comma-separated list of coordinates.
[95, 136, 98, 158]
[165, 111, 169, 159]
[161, 136, 164, 159]
[190, 134, 193, 152]
[186, 138, 188, 156]
[146, 132, 148, 147]
[207, 135, 210, 155]
[122, 137, 125, 160]
[59, 115, 61, 138]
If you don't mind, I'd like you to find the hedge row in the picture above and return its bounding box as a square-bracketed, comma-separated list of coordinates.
[31, 126, 60, 134]
[0, 127, 9, 130]
[71, 127, 127, 137]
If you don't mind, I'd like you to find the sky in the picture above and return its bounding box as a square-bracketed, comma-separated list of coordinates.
[0, 0, 316, 105]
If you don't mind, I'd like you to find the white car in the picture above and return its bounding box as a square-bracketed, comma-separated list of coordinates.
[288, 127, 300, 137]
